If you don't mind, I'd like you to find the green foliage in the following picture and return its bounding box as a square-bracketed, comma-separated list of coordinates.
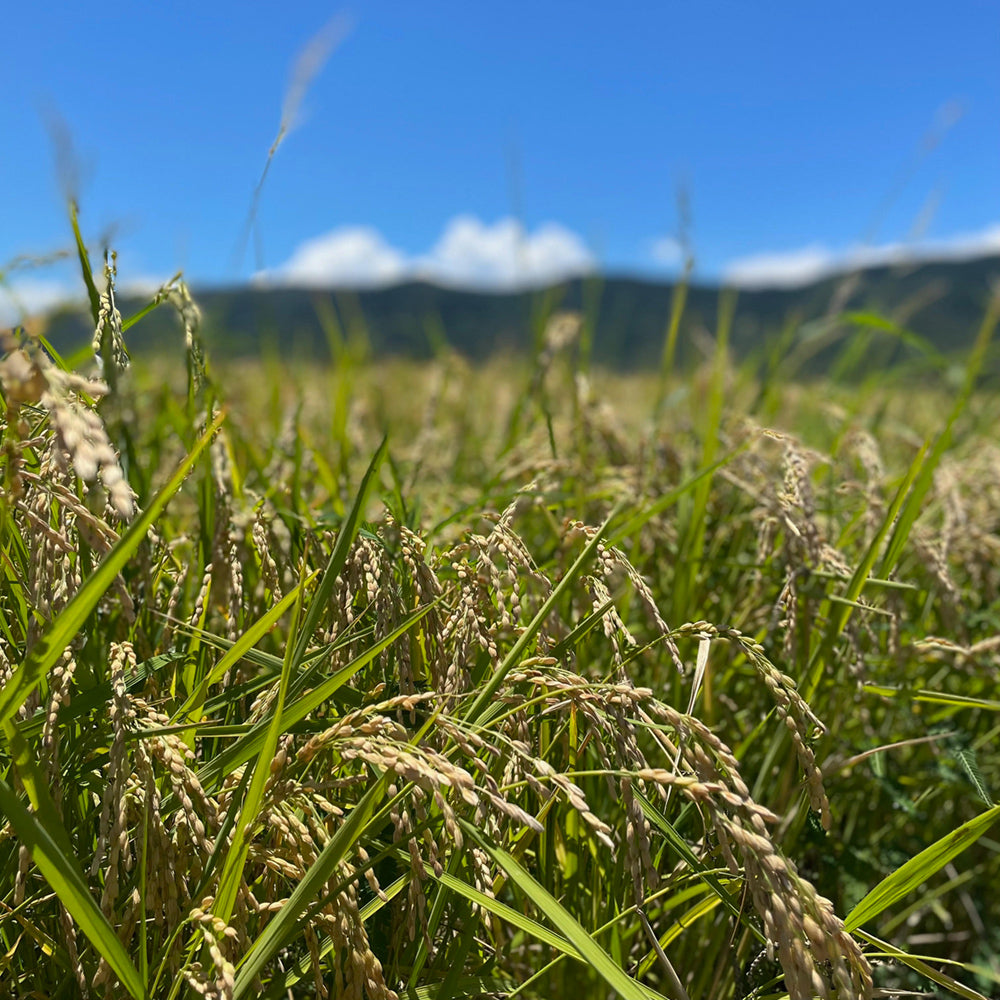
[2, 244, 1000, 1000]
[41, 253, 1000, 376]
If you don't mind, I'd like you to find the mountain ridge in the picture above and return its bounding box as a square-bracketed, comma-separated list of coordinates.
[42, 253, 1000, 373]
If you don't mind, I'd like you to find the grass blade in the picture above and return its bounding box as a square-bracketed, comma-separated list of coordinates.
[212, 560, 306, 925]
[464, 504, 618, 726]
[0, 767, 146, 998]
[193, 601, 434, 793]
[469, 825, 669, 1000]
[636, 790, 752, 934]
[877, 300, 998, 579]
[231, 773, 389, 997]
[845, 803, 1000, 932]
[69, 200, 101, 325]
[805, 436, 926, 699]
[0, 409, 226, 731]
[172, 571, 317, 726]
[606, 446, 746, 550]
[290, 435, 387, 671]
[426, 862, 578, 956]
[856, 929, 991, 1000]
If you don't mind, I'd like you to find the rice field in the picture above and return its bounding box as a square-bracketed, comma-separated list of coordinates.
[1, 236, 1000, 999]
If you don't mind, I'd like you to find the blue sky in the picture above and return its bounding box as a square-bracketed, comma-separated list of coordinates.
[1, 1, 998, 311]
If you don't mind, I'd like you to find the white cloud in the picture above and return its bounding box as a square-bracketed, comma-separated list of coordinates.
[649, 236, 683, 268]
[266, 227, 408, 288]
[0, 279, 80, 327]
[724, 223, 1000, 289]
[723, 245, 835, 289]
[0, 250, 180, 328]
[268, 216, 596, 291]
[416, 216, 595, 289]
[119, 274, 176, 297]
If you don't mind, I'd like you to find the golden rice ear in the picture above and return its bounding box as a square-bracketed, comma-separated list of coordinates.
[0, 347, 48, 404]
[10, 264, 999, 1000]
[1, 328, 135, 519]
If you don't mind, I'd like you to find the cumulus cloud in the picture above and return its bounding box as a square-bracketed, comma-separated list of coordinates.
[268, 216, 596, 291]
[119, 274, 177, 297]
[266, 227, 408, 288]
[0, 279, 80, 326]
[723, 245, 835, 289]
[417, 216, 595, 289]
[724, 223, 1000, 289]
[649, 236, 683, 267]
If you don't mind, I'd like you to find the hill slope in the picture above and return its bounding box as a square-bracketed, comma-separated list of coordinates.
[43, 254, 1000, 372]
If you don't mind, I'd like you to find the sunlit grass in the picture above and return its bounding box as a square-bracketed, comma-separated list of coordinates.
[1, 229, 999, 999]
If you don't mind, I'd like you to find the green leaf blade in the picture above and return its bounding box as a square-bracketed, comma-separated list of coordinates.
[845, 803, 1000, 932]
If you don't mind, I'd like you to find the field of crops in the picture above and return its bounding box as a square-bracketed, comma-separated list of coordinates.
[2, 245, 1000, 999]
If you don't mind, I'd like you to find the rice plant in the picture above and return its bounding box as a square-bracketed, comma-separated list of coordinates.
[1, 223, 999, 999]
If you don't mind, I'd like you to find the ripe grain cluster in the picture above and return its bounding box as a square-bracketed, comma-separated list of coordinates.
[1, 249, 999, 999]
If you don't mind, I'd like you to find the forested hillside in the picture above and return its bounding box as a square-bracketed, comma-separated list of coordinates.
[42, 253, 1000, 374]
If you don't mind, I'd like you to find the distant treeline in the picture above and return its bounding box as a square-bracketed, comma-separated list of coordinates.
[44, 254, 1000, 375]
